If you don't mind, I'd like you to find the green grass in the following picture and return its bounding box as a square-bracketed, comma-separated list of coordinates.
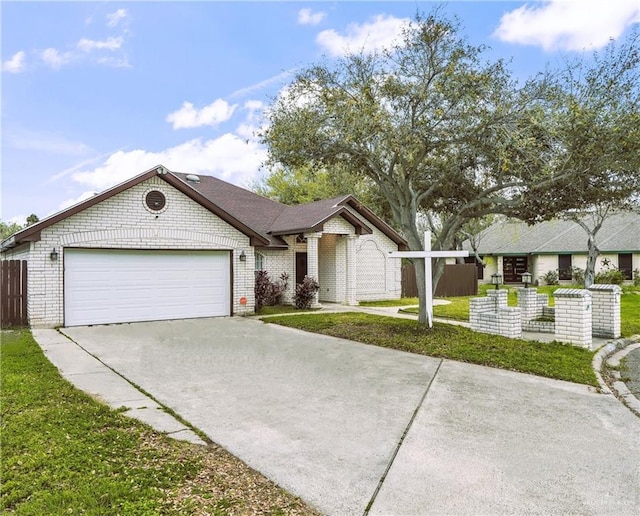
[1, 329, 315, 515]
[360, 298, 418, 307]
[255, 304, 322, 316]
[621, 290, 640, 337]
[264, 312, 598, 386]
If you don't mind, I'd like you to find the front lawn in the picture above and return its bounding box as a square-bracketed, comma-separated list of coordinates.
[254, 305, 321, 316]
[265, 313, 598, 386]
[1, 329, 316, 515]
[360, 298, 419, 307]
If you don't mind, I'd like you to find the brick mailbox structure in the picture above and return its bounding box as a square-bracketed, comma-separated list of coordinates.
[553, 289, 592, 348]
[588, 284, 622, 339]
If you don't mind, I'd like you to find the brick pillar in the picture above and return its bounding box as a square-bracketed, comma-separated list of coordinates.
[588, 284, 621, 339]
[517, 287, 540, 324]
[498, 307, 523, 339]
[345, 235, 358, 305]
[488, 289, 508, 309]
[553, 289, 592, 348]
[304, 232, 322, 308]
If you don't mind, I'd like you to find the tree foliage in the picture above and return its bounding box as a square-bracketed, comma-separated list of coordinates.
[0, 221, 23, 241]
[261, 10, 640, 323]
[1, 214, 40, 241]
[253, 163, 384, 212]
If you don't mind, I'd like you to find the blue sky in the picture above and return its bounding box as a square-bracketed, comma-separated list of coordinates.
[2, 1, 639, 224]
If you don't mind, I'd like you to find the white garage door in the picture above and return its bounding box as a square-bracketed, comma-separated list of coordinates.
[64, 249, 230, 326]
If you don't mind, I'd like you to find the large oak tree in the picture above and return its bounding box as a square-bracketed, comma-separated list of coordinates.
[261, 12, 639, 323]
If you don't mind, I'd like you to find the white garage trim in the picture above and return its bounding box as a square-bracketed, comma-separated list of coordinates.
[64, 248, 230, 326]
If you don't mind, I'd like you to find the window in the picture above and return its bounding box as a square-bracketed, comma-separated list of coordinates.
[558, 255, 572, 280]
[255, 252, 265, 272]
[619, 253, 633, 280]
[145, 190, 166, 211]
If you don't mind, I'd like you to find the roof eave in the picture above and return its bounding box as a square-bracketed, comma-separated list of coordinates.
[340, 197, 408, 250]
[5, 165, 271, 249]
[165, 173, 270, 246]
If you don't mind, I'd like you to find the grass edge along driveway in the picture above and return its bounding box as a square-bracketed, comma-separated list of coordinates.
[265, 312, 598, 387]
[1, 329, 317, 516]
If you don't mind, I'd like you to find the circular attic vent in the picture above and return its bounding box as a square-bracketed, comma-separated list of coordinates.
[145, 190, 166, 211]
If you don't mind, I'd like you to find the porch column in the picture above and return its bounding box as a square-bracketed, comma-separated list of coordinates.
[345, 235, 358, 305]
[304, 232, 322, 308]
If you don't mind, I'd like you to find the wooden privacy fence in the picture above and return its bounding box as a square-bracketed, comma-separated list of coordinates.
[402, 263, 478, 298]
[1, 260, 28, 328]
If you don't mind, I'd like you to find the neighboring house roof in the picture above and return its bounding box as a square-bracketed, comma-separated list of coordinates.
[2, 165, 407, 251]
[463, 212, 640, 255]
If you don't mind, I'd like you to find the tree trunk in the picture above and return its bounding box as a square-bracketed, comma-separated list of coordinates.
[413, 257, 428, 324]
[432, 258, 445, 296]
[584, 234, 599, 288]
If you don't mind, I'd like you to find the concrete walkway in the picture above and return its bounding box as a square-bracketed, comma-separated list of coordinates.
[33, 329, 205, 445]
[34, 316, 640, 516]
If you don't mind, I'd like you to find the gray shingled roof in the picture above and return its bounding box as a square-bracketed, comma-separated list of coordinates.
[2, 166, 405, 252]
[173, 173, 401, 248]
[463, 212, 640, 255]
[174, 172, 289, 247]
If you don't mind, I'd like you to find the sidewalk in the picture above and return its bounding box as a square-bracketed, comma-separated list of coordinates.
[32, 328, 206, 445]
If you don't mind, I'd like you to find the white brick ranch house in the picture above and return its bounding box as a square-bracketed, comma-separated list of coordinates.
[461, 212, 640, 285]
[1, 165, 407, 328]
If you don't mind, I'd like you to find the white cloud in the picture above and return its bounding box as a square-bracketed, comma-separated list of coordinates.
[230, 69, 296, 99]
[58, 191, 97, 211]
[298, 8, 326, 26]
[317, 14, 410, 57]
[71, 135, 267, 191]
[166, 99, 238, 129]
[2, 51, 26, 73]
[7, 130, 92, 155]
[96, 56, 131, 68]
[493, 0, 640, 51]
[77, 36, 124, 52]
[41, 48, 74, 69]
[106, 8, 128, 28]
[7, 214, 27, 225]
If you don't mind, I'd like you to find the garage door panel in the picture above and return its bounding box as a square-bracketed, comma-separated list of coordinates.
[64, 249, 230, 326]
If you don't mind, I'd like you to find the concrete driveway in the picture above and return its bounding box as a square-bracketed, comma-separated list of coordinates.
[61, 318, 639, 515]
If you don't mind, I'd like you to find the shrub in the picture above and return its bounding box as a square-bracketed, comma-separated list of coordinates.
[541, 270, 559, 285]
[294, 276, 320, 309]
[634, 269, 640, 287]
[595, 259, 626, 285]
[255, 271, 289, 312]
[570, 267, 585, 286]
[595, 268, 626, 285]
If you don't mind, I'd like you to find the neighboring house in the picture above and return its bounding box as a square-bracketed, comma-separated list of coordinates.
[460, 212, 640, 285]
[1, 165, 406, 328]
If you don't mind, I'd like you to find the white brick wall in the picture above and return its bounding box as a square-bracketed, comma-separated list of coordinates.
[469, 292, 522, 338]
[588, 284, 621, 338]
[553, 289, 592, 348]
[345, 207, 402, 301]
[22, 177, 254, 327]
[260, 212, 401, 304]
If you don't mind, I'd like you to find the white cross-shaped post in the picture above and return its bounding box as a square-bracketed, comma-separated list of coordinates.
[390, 231, 469, 328]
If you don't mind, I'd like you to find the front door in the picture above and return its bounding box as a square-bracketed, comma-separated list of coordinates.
[296, 252, 308, 284]
[503, 255, 528, 283]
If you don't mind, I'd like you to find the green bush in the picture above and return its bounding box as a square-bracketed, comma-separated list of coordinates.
[570, 267, 585, 286]
[595, 268, 626, 285]
[541, 270, 559, 285]
[633, 269, 640, 287]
